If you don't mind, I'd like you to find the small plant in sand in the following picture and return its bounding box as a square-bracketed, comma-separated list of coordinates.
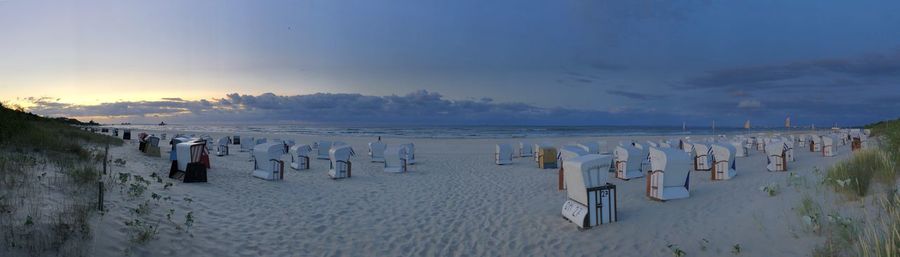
[667, 244, 686, 257]
[184, 211, 195, 236]
[163, 182, 173, 190]
[731, 244, 741, 255]
[796, 195, 822, 233]
[124, 219, 159, 244]
[113, 158, 127, 166]
[759, 183, 779, 197]
[699, 238, 709, 251]
[786, 172, 804, 188]
[127, 182, 147, 198]
[166, 209, 175, 222]
[150, 172, 163, 183]
[117, 172, 130, 185]
[132, 201, 152, 216]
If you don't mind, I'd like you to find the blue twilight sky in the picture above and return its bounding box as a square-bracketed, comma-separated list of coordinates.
[1, 0, 899, 126]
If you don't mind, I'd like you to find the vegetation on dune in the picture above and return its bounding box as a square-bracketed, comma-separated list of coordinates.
[0, 104, 121, 256]
[804, 118, 900, 257]
[825, 149, 895, 199]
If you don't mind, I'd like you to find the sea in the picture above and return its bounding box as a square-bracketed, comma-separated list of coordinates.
[109, 124, 791, 139]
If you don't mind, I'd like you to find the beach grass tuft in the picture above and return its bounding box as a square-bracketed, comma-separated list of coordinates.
[825, 149, 895, 199]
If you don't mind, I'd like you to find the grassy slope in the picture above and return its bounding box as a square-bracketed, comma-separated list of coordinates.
[0, 104, 121, 256]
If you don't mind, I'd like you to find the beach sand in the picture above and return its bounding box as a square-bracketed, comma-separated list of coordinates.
[88, 130, 852, 256]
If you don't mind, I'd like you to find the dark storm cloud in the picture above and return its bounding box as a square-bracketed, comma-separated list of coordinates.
[605, 90, 661, 100]
[683, 50, 900, 89]
[25, 90, 674, 125]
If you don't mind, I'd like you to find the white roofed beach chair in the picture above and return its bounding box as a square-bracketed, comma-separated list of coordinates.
[692, 143, 711, 171]
[384, 146, 409, 173]
[252, 143, 286, 181]
[766, 142, 788, 172]
[612, 144, 646, 180]
[710, 143, 736, 180]
[290, 144, 312, 170]
[495, 143, 514, 165]
[216, 137, 231, 156]
[169, 139, 209, 183]
[822, 135, 837, 157]
[400, 143, 416, 165]
[316, 141, 333, 160]
[368, 141, 387, 163]
[328, 145, 356, 179]
[518, 142, 533, 157]
[647, 147, 691, 201]
[561, 154, 617, 229]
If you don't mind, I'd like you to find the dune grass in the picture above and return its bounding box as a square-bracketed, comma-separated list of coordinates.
[0, 104, 121, 256]
[856, 193, 900, 257]
[806, 119, 900, 257]
[825, 149, 896, 199]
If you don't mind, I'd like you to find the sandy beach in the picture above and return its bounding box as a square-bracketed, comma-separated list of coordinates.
[86, 129, 854, 257]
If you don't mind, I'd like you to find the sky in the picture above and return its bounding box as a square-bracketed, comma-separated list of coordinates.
[1, 0, 899, 126]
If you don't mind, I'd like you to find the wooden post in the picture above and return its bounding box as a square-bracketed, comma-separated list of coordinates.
[558, 166, 565, 191]
[98, 181, 104, 212]
[103, 143, 109, 175]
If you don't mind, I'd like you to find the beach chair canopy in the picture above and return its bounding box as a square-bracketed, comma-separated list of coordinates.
[291, 144, 312, 157]
[559, 145, 589, 162]
[217, 137, 231, 146]
[648, 147, 689, 177]
[330, 145, 355, 162]
[576, 142, 601, 154]
[254, 142, 284, 162]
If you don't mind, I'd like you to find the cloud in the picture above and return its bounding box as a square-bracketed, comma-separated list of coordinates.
[737, 99, 762, 108]
[23, 90, 672, 125]
[605, 89, 662, 100]
[682, 50, 900, 90]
